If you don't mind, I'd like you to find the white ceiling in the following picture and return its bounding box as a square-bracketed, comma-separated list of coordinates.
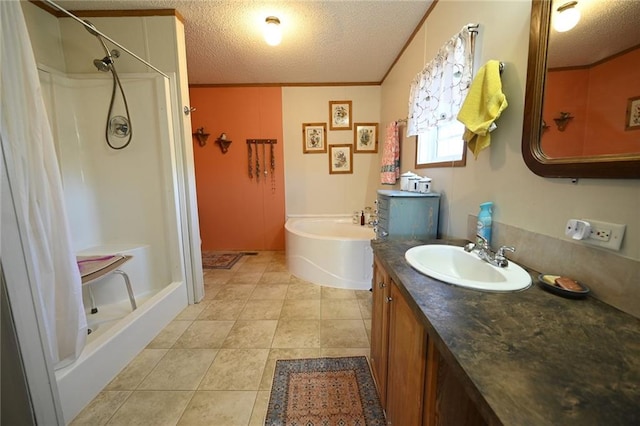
[548, 0, 640, 68]
[49, 0, 434, 85]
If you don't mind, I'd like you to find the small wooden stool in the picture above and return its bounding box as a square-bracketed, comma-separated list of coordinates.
[77, 255, 136, 314]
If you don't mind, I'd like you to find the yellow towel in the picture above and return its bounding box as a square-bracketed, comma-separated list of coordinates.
[457, 60, 507, 159]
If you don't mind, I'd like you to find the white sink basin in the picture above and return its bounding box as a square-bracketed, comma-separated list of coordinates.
[404, 245, 531, 292]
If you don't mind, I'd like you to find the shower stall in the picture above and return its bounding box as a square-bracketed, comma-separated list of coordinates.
[5, 2, 203, 423]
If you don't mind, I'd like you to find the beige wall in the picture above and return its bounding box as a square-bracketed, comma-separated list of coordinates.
[283, 86, 381, 216]
[380, 0, 639, 263]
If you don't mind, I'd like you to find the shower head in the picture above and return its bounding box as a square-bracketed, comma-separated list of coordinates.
[93, 57, 112, 72]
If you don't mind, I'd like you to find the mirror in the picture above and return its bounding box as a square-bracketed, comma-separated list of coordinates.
[522, 0, 640, 178]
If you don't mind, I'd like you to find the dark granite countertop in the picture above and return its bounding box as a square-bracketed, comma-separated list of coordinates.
[372, 239, 640, 426]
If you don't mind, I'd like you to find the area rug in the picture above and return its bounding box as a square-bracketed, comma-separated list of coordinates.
[201, 252, 243, 269]
[265, 356, 386, 426]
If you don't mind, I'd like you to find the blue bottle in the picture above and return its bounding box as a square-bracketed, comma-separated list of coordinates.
[476, 202, 493, 245]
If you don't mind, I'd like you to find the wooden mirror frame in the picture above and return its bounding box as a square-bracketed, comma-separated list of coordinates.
[522, 0, 640, 179]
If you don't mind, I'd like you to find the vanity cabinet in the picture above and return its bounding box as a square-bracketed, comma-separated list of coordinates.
[386, 280, 428, 425]
[370, 257, 391, 406]
[371, 255, 486, 426]
[376, 190, 440, 240]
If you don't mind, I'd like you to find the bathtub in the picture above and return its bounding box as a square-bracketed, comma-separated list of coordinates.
[285, 217, 375, 290]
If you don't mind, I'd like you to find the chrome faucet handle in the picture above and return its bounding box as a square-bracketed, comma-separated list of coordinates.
[496, 246, 515, 257]
[494, 246, 515, 267]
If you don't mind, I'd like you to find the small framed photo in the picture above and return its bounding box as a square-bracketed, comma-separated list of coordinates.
[302, 123, 327, 153]
[625, 96, 640, 131]
[353, 123, 379, 153]
[328, 144, 353, 174]
[329, 100, 352, 130]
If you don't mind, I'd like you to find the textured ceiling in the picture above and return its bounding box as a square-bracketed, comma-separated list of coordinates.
[548, 0, 640, 68]
[49, 0, 434, 85]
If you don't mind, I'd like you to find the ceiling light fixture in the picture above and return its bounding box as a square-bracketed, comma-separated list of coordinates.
[264, 16, 282, 46]
[553, 1, 580, 32]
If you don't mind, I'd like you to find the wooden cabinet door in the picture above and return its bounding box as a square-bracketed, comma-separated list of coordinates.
[370, 257, 391, 407]
[385, 282, 427, 426]
[431, 350, 487, 426]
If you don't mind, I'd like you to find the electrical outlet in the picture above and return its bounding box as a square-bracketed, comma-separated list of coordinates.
[583, 219, 626, 251]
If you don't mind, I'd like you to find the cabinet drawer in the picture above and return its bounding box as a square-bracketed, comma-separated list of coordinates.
[377, 196, 390, 211]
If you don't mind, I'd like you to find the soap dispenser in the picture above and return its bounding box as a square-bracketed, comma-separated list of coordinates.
[476, 202, 493, 245]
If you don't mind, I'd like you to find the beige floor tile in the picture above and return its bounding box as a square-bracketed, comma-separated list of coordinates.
[320, 319, 369, 348]
[321, 286, 357, 299]
[213, 284, 256, 300]
[106, 390, 192, 426]
[258, 271, 291, 284]
[197, 300, 246, 320]
[258, 348, 321, 390]
[320, 299, 363, 319]
[239, 299, 283, 320]
[355, 289, 373, 299]
[358, 297, 373, 320]
[250, 283, 289, 300]
[279, 299, 320, 320]
[321, 347, 371, 359]
[202, 285, 223, 300]
[199, 349, 269, 390]
[364, 319, 372, 343]
[105, 349, 168, 391]
[138, 349, 218, 390]
[237, 262, 268, 273]
[178, 391, 256, 426]
[174, 301, 210, 321]
[222, 320, 278, 348]
[173, 321, 235, 349]
[229, 272, 263, 285]
[271, 319, 320, 348]
[286, 281, 321, 300]
[70, 391, 131, 425]
[249, 390, 271, 426]
[264, 262, 288, 272]
[203, 270, 233, 285]
[147, 321, 192, 349]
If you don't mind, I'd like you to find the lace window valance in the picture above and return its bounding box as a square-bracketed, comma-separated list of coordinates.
[406, 25, 475, 137]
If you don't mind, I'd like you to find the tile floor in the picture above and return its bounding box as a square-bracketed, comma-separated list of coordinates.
[71, 251, 373, 426]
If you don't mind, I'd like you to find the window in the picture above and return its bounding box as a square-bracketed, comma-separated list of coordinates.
[415, 120, 466, 168]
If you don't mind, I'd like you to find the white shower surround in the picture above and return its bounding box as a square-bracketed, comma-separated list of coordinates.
[39, 69, 188, 422]
[285, 216, 375, 290]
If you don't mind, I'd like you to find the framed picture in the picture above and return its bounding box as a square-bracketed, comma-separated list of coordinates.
[625, 96, 640, 131]
[329, 100, 352, 130]
[353, 123, 379, 153]
[302, 123, 327, 153]
[328, 144, 353, 174]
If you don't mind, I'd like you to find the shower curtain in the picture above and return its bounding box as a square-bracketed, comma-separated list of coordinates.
[1, 1, 87, 369]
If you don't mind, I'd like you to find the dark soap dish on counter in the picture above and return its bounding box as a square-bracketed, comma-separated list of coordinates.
[538, 274, 590, 299]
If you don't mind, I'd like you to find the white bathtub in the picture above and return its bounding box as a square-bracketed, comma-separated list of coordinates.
[285, 217, 375, 290]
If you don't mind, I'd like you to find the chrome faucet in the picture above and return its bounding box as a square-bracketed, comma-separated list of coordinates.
[464, 236, 515, 268]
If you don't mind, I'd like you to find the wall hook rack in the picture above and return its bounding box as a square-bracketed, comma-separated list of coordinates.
[216, 133, 232, 153]
[193, 127, 210, 147]
[553, 112, 574, 131]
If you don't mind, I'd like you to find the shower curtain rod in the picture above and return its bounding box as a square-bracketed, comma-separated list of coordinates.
[42, 0, 169, 79]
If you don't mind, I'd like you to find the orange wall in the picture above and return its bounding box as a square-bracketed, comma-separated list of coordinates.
[189, 87, 285, 251]
[542, 48, 640, 157]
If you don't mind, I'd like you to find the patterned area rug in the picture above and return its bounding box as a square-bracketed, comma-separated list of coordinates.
[266, 356, 386, 426]
[201, 252, 243, 269]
